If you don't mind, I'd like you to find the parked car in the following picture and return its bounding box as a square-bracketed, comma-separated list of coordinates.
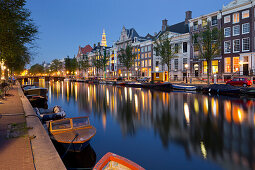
[137, 77, 151, 83]
[226, 78, 252, 87]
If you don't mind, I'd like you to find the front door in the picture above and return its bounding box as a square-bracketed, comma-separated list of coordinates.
[243, 64, 249, 76]
[195, 70, 199, 77]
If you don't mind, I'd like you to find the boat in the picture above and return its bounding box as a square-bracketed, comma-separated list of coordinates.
[34, 106, 66, 121]
[49, 116, 96, 152]
[27, 95, 48, 108]
[93, 152, 145, 170]
[23, 86, 48, 98]
[172, 84, 197, 91]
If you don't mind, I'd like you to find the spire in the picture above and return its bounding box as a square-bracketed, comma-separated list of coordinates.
[101, 29, 107, 47]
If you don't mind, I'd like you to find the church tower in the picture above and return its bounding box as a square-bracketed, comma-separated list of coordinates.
[101, 29, 107, 47]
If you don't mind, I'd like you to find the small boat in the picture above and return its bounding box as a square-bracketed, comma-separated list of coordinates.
[28, 95, 48, 108]
[34, 106, 66, 121]
[49, 116, 96, 152]
[93, 152, 145, 170]
[172, 84, 197, 91]
[23, 86, 48, 98]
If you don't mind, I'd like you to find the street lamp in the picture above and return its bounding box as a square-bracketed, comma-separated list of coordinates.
[185, 64, 189, 83]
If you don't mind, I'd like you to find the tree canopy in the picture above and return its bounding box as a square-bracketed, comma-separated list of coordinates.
[50, 59, 63, 73]
[29, 63, 44, 75]
[65, 56, 77, 75]
[0, 0, 38, 73]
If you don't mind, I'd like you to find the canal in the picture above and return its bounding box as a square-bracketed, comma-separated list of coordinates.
[36, 80, 255, 170]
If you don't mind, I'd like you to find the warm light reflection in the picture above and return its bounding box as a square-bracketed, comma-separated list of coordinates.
[66, 81, 69, 102]
[200, 141, 207, 159]
[134, 94, 138, 113]
[224, 101, 231, 123]
[194, 98, 199, 114]
[211, 98, 218, 117]
[102, 114, 106, 131]
[184, 103, 190, 125]
[106, 89, 109, 106]
[232, 105, 245, 124]
[129, 88, 132, 101]
[203, 97, 208, 115]
[75, 82, 78, 101]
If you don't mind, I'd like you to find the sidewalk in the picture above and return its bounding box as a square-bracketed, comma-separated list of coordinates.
[0, 86, 34, 170]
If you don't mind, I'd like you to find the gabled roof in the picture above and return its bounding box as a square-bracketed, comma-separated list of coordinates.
[80, 45, 92, 54]
[126, 28, 140, 39]
[166, 21, 189, 34]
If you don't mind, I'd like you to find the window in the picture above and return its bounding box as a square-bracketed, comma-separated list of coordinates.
[183, 42, 187, 53]
[141, 48, 144, 52]
[233, 57, 240, 72]
[141, 60, 144, 67]
[233, 13, 240, 23]
[148, 46, 151, 51]
[242, 38, 250, 51]
[156, 73, 159, 78]
[183, 58, 187, 70]
[148, 53, 151, 58]
[212, 16, 217, 26]
[212, 60, 218, 74]
[225, 58, 231, 73]
[174, 59, 178, 70]
[242, 23, 250, 34]
[193, 21, 198, 30]
[202, 19, 207, 27]
[233, 25, 240, 36]
[148, 59, 151, 66]
[145, 60, 147, 67]
[156, 61, 159, 67]
[203, 61, 207, 73]
[224, 27, 231, 37]
[224, 41, 231, 54]
[244, 56, 248, 62]
[242, 10, 249, 19]
[145, 53, 147, 58]
[145, 46, 147, 52]
[233, 39, 240, 52]
[175, 44, 179, 53]
[224, 15, 231, 23]
[141, 54, 144, 59]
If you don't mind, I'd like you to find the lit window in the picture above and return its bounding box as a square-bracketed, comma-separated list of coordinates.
[203, 61, 207, 73]
[242, 23, 250, 34]
[211, 16, 217, 26]
[242, 10, 249, 19]
[141, 54, 144, 59]
[141, 60, 144, 67]
[233, 25, 240, 36]
[224, 15, 231, 23]
[202, 19, 207, 27]
[242, 38, 250, 51]
[145, 53, 147, 58]
[148, 53, 151, 58]
[233, 39, 240, 53]
[148, 59, 151, 66]
[233, 57, 240, 72]
[224, 41, 231, 54]
[212, 60, 218, 74]
[224, 27, 231, 37]
[224, 57, 231, 73]
[145, 60, 147, 67]
[233, 13, 240, 23]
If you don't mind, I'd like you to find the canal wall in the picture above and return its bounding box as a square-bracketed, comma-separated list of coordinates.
[17, 84, 66, 170]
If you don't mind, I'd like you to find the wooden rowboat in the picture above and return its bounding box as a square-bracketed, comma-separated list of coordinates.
[172, 84, 197, 91]
[49, 116, 96, 152]
[93, 152, 145, 170]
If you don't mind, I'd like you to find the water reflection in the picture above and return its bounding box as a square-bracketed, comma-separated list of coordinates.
[35, 80, 255, 170]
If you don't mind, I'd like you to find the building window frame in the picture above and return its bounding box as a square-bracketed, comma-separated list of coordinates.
[224, 15, 231, 24]
[233, 25, 240, 36]
[233, 39, 240, 53]
[224, 41, 231, 54]
[211, 16, 218, 26]
[224, 27, 231, 37]
[242, 23, 250, 34]
[183, 42, 188, 53]
[242, 10, 249, 19]
[233, 13, 240, 24]
[242, 37, 250, 52]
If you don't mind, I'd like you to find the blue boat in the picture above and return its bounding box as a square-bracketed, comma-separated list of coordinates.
[49, 116, 96, 152]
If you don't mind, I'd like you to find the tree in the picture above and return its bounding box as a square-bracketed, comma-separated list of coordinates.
[64, 56, 71, 74]
[50, 59, 63, 73]
[154, 32, 179, 82]
[0, 0, 38, 73]
[92, 57, 102, 77]
[79, 54, 90, 76]
[192, 25, 222, 84]
[29, 64, 44, 75]
[101, 49, 109, 79]
[118, 44, 136, 80]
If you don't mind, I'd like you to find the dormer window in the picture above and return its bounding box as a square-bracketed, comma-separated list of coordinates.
[134, 37, 137, 42]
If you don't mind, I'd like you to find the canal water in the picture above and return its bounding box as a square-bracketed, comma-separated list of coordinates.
[35, 79, 255, 170]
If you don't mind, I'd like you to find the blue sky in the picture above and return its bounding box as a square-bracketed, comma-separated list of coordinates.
[26, 0, 232, 66]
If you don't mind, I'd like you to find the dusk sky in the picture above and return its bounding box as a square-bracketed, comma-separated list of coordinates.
[26, 0, 232, 66]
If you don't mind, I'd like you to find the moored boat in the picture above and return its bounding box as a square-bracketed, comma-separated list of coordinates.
[93, 152, 145, 170]
[49, 116, 96, 152]
[172, 84, 197, 91]
[34, 106, 66, 121]
[23, 86, 48, 98]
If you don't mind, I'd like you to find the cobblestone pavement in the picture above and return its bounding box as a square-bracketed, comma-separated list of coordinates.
[0, 86, 34, 170]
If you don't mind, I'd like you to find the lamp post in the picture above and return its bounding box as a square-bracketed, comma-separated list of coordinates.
[185, 64, 189, 84]
[135, 67, 138, 80]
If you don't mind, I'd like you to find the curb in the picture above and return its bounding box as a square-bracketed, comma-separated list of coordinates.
[17, 84, 66, 170]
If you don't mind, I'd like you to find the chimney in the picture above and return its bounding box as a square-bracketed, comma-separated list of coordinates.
[93, 44, 96, 48]
[185, 11, 192, 24]
[162, 19, 168, 32]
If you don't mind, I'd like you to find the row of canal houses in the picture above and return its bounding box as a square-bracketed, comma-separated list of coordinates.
[76, 0, 255, 81]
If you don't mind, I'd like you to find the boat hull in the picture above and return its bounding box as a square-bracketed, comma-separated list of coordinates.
[172, 84, 197, 91]
[54, 139, 91, 152]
